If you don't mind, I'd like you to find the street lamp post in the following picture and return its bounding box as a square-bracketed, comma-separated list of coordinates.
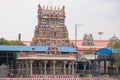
[75, 24, 83, 74]
[98, 32, 103, 40]
[75, 24, 83, 46]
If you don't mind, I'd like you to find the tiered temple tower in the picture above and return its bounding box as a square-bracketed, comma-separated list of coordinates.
[82, 34, 94, 46]
[31, 4, 70, 46]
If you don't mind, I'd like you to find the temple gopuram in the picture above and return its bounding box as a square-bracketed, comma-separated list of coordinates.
[13, 4, 77, 77]
[0, 4, 120, 79]
[31, 4, 70, 46]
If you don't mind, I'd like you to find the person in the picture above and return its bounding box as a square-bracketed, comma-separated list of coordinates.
[6, 70, 11, 77]
[6, 70, 13, 77]
[10, 71, 13, 77]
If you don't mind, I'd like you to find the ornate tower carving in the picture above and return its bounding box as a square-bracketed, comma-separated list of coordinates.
[108, 34, 119, 48]
[82, 34, 94, 46]
[31, 4, 70, 46]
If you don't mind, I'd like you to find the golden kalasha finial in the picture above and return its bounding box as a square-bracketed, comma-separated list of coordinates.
[43, 5, 45, 9]
[54, 6, 56, 10]
[58, 6, 60, 10]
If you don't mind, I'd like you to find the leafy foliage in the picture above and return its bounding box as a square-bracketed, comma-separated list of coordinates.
[113, 40, 120, 49]
[113, 53, 120, 68]
[0, 38, 9, 45]
[9, 40, 25, 45]
[113, 40, 120, 68]
[0, 38, 25, 46]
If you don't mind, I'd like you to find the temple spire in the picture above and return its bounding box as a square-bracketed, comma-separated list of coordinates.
[31, 5, 69, 46]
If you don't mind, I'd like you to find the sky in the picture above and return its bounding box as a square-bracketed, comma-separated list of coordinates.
[0, 0, 120, 41]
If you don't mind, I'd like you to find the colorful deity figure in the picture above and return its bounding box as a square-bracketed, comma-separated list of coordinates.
[82, 34, 94, 46]
[31, 4, 70, 46]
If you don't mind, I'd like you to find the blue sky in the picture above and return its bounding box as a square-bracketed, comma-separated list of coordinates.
[0, 0, 120, 41]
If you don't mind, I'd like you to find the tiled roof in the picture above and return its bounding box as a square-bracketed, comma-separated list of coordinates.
[0, 45, 48, 52]
[22, 40, 109, 49]
[93, 40, 109, 47]
[0, 45, 77, 52]
[70, 40, 109, 47]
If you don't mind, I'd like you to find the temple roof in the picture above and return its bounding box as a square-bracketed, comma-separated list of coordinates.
[109, 34, 119, 42]
[96, 48, 112, 56]
[70, 40, 109, 48]
[17, 56, 76, 60]
[0, 45, 77, 52]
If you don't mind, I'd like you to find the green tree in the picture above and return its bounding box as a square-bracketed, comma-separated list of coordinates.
[113, 40, 120, 74]
[9, 40, 25, 46]
[113, 53, 120, 68]
[0, 38, 25, 46]
[0, 38, 10, 45]
[113, 40, 120, 49]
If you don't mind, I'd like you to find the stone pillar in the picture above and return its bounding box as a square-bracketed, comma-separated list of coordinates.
[106, 61, 109, 74]
[100, 61, 104, 73]
[40, 62, 43, 74]
[53, 61, 57, 75]
[29, 60, 34, 75]
[21, 61, 24, 76]
[18, 61, 21, 70]
[17, 60, 20, 76]
[68, 62, 71, 75]
[44, 61, 48, 75]
[72, 61, 75, 75]
[49, 62, 53, 74]
[38, 62, 41, 74]
[25, 61, 29, 77]
[63, 61, 67, 75]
